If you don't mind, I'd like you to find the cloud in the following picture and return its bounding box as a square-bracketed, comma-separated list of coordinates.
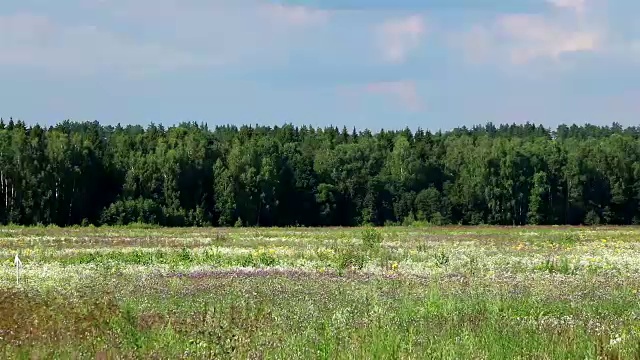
[0, 12, 215, 75]
[260, 3, 330, 27]
[102, 0, 330, 35]
[364, 80, 424, 111]
[453, 0, 603, 65]
[546, 0, 586, 13]
[497, 14, 601, 64]
[91, 0, 332, 67]
[0, 1, 332, 76]
[375, 15, 426, 63]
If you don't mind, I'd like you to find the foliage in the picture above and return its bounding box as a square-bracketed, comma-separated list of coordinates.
[433, 250, 450, 267]
[333, 243, 367, 274]
[0, 119, 638, 226]
[534, 256, 580, 275]
[361, 226, 383, 252]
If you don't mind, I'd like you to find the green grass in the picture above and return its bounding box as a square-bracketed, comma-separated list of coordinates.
[2, 226, 640, 358]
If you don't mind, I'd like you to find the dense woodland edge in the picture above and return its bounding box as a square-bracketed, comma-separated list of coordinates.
[0, 117, 638, 227]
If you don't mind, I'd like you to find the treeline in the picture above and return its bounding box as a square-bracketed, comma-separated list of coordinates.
[0, 117, 639, 227]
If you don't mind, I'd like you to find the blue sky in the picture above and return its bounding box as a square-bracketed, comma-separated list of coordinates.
[0, 0, 639, 131]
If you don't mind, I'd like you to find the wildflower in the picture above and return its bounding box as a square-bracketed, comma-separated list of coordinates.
[391, 262, 399, 271]
[610, 334, 623, 346]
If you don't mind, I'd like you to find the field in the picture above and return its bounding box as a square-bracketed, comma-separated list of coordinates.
[2, 226, 640, 359]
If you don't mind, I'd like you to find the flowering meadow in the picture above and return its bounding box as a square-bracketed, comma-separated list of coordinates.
[2, 225, 640, 358]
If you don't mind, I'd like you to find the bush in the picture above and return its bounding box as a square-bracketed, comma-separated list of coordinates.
[534, 256, 580, 275]
[334, 245, 367, 274]
[100, 198, 163, 226]
[584, 210, 601, 226]
[361, 226, 383, 253]
[433, 250, 450, 267]
[548, 233, 579, 247]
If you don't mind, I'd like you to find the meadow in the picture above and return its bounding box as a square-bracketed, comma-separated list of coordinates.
[2, 225, 640, 359]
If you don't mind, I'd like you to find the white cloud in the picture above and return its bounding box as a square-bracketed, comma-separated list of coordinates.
[546, 0, 586, 13]
[497, 14, 601, 64]
[0, 13, 216, 75]
[0, 1, 332, 75]
[260, 3, 330, 27]
[453, 0, 604, 65]
[102, 0, 330, 36]
[375, 15, 426, 64]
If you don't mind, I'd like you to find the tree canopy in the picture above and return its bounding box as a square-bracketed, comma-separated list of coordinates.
[0, 117, 638, 227]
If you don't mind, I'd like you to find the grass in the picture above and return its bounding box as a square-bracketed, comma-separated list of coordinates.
[2, 226, 640, 358]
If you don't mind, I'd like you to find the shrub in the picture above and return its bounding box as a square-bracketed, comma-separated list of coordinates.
[334, 245, 367, 274]
[361, 226, 383, 253]
[584, 210, 601, 226]
[433, 251, 450, 267]
[548, 233, 579, 247]
[534, 256, 580, 275]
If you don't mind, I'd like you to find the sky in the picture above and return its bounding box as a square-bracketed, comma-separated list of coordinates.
[0, 0, 639, 132]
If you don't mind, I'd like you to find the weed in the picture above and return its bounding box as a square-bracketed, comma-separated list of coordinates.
[361, 226, 383, 253]
[433, 250, 450, 267]
[333, 243, 367, 275]
[547, 233, 580, 247]
[534, 256, 580, 275]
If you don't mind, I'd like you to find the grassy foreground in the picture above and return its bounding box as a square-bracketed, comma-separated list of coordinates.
[2, 225, 640, 359]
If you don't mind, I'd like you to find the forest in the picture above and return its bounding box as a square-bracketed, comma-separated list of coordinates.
[0, 117, 638, 227]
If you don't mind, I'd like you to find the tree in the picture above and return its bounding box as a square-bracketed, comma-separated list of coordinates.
[0, 118, 636, 227]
